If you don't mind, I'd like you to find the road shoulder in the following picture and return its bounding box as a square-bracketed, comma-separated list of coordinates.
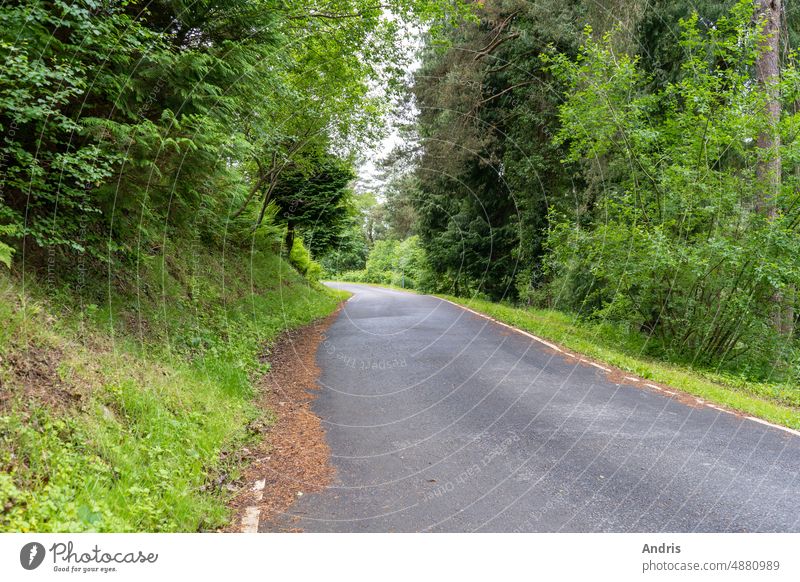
[227, 305, 343, 532]
[438, 294, 800, 435]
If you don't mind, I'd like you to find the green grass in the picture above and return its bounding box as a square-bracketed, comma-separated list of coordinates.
[0, 242, 346, 532]
[439, 295, 800, 430]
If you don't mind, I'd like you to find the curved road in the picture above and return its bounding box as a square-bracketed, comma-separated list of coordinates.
[262, 283, 800, 532]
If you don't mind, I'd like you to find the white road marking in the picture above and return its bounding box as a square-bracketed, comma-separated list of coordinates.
[239, 479, 269, 531]
[436, 296, 799, 439]
[241, 507, 261, 533]
[745, 416, 800, 438]
[438, 298, 563, 352]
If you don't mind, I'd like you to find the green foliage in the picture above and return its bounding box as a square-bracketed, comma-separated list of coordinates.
[289, 237, 323, 282]
[365, 239, 400, 282]
[0, 226, 16, 268]
[543, 3, 800, 375]
[0, 0, 471, 271]
[320, 223, 370, 274]
[272, 153, 357, 257]
[401, 0, 800, 386]
[0, 379, 254, 532]
[408, 0, 591, 300]
[0, 238, 342, 532]
[336, 235, 433, 290]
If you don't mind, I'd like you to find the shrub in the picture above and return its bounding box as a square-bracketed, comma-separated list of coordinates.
[289, 237, 323, 282]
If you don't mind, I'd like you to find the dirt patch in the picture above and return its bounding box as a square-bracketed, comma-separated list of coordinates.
[0, 344, 84, 412]
[225, 305, 343, 532]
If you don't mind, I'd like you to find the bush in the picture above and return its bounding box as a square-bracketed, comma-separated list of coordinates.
[289, 237, 323, 282]
[544, 8, 800, 377]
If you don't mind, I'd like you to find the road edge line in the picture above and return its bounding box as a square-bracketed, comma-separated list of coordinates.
[436, 296, 800, 440]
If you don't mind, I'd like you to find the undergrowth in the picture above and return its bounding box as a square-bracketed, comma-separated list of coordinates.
[0, 241, 345, 532]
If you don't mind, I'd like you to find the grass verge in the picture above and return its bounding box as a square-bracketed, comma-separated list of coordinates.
[439, 295, 800, 431]
[0, 241, 347, 532]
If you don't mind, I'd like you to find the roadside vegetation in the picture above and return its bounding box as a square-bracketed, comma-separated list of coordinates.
[0, 240, 345, 532]
[4, 0, 800, 530]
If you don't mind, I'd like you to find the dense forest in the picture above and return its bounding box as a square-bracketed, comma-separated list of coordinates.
[331, 0, 800, 385]
[0, 0, 470, 275]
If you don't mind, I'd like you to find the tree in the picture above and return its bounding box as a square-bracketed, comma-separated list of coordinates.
[754, 0, 793, 335]
[270, 153, 356, 257]
[0, 0, 475, 276]
[543, 1, 800, 374]
[320, 223, 370, 273]
[408, 0, 588, 299]
[755, 0, 782, 218]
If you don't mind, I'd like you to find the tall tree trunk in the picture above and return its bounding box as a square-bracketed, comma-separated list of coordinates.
[755, 0, 781, 216]
[755, 0, 790, 335]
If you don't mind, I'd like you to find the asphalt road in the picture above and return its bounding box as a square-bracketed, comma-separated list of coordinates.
[262, 283, 800, 532]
